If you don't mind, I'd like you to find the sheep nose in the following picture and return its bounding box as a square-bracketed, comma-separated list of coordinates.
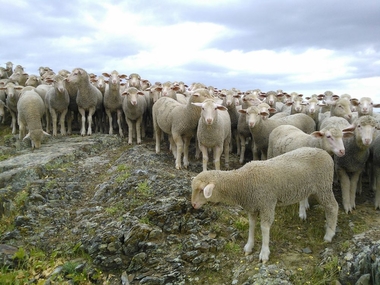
[339, 149, 345, 156]
[206, 118, 212, 124]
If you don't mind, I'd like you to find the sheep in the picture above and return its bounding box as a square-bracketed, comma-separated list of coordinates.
[152, 88, 213, 169]
[44, 75, 70, 136]
[17, 89, 50, 149]
[121, 87, 147, 144]
[161, 81, 181, 100]
[301, 95, 322, 125]
[219, 89, 241, 155]
[236, 92, 264, 163]
[1, 81, 23, 134]
[267, 124, 349, 219]
[259, 90, 284, 110]
[370, 135, 380, 209]
[318, 96, 353, 129]
[25, 74, 41, 87]
[0, 67, 9, 79]
[66, 68, 103, 136]
[240, 105, 316, 160]
[4, 61, 13, 77]
[9, 69, 28, 86]
[350, 96, 380, 119]
[332, 115, 379, 213]
[128, 73, 141, 89]
[192, 99, 231, 171]
[191, 147, 338, 263]
[102, 70, 127, 137]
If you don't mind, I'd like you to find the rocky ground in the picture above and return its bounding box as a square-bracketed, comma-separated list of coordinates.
[1, 126, 380, 285]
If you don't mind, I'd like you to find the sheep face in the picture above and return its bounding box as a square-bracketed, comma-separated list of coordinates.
[24, 129, 46, 150]
[191, 176, 215, 209]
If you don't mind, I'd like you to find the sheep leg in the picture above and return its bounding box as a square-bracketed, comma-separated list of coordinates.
[223, 138, 230, 169]
[168, 136, 177, 158]
[105, 109, 114, 135]
[259, 208, 274, 263]
[337, 168, 352, 213]
[116, 109, 124, 138]
[199, 144, 209, 172]
[244, 212, 258, 255]
[126, 117, 134, 145]
[78, 107, 87, 136]
[18, 121, 26, 140]
[183, 136, 192, 169]
[86, 107, 95, 135]
[239, 135, 246, 164]
[350, 171, 361, 211]
[375, 167, 380, 209]
[298, 198, 309, 220]
[172, 133, 184, 169]
[11, 111, 17, 134]
[45, 108, 51, 134]
[154, 125, 162, 153]
[136, 117, 143, 144]
[59, 109, 68, 136]
[213, 145, 223, 171]
[50, 108, 58, 136]
[316, 191, 338, 242]
[67, 111, 73, 135]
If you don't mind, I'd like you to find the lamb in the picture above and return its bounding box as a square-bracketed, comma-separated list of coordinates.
[240, 105, 316, 160]
[152, 88, 213, 169]
[192, 99, 231, 171]
[191, 147, 338, 263]
[66, 68, 103, 136]
[17, 89, 50, 149]
[102, 70, 127, 137]
[331, 115, 379, 213]
[44, 75, 70, 136]
[121, 87, 147, 144]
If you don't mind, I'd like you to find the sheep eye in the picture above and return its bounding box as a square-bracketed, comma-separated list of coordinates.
[326, 135, 331, 139]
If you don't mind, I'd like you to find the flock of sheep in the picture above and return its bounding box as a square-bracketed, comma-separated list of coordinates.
[1, 61, 380, 263]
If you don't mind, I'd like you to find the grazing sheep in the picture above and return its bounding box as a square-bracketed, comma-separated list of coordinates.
[17, 89, 50, 149]
[192, 99, 231, 171]
[152, 88, 213, 169]
[240, 105, 316, 160]
[333, 115, 378, 213]
[191, 147, 338, 263]
[121, 87, 147, 144]
[44, 75, 70, 136]
[1, 82, 23, 134]
[66, 68, 103, 136]
[102, 70, 127, 137]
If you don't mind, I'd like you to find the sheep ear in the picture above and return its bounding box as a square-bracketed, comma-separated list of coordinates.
[342, 124, 356, 132]
[191, 102, 203, 107]
[43, 131, 51, 137]
[203, 183, 215, 199]
[23, 133, 30, 141]
[310, 131, 324, 138]
[342, 131, 354, 138]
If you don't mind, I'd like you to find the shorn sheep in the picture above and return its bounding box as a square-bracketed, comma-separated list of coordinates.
[191, 147, 338, 263]
[152, 88, 213, 169]
[192, 99, 231, 171]
[17, 89, 50, 149]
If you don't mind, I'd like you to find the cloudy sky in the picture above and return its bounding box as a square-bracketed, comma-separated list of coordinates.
[1, 0, 380, 101]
